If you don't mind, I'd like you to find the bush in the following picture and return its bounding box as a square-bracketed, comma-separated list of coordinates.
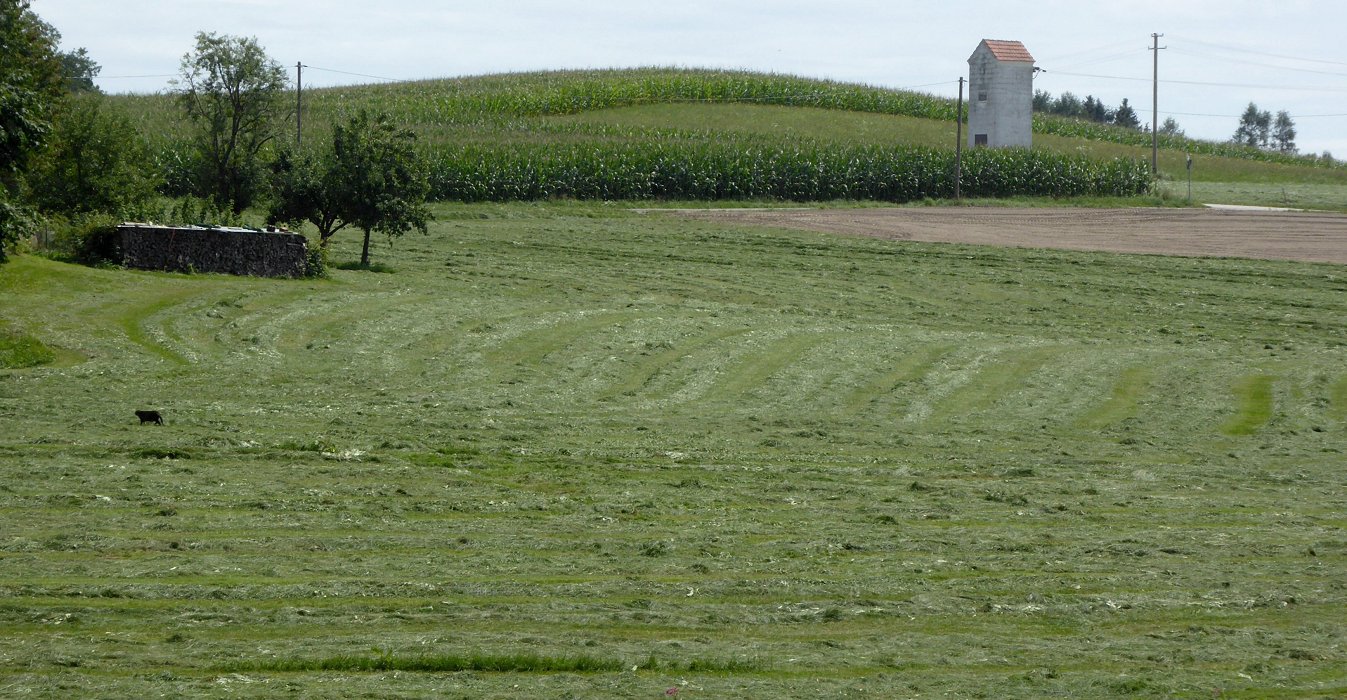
[157, 196, 249, 228]
[49, 212, 122, 265]
[28, 93, 160, 217]
[0, 197, 42, 264]
[305, 241, 329, 278]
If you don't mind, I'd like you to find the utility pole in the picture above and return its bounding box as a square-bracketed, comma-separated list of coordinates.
[955, 77, 964, 201]
[1150, 33, 1165, 174]
[296, 62, 304, 146]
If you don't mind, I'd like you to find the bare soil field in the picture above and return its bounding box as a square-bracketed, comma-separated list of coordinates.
[670, 207, 1347, 265]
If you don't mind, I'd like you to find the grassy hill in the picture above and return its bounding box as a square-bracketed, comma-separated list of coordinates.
[112, 68, 1347, 209]
[3, 198, 1346, 696]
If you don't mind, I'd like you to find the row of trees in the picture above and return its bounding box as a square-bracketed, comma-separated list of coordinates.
[1035, 89, 1313, 158]
[1032, 90, 1152, 131]
[174, 32, 432, 267]
[0, 1, 430, 267]
[1233, 103, 1297, 154]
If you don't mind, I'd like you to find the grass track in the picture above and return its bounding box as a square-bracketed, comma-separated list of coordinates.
[1223, 373, 1277, 436]
[1074, 363, 1155, 430]
[839, 341, 955, 417]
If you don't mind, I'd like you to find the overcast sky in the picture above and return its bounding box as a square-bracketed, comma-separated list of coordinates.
[36, 0, 1347, 157]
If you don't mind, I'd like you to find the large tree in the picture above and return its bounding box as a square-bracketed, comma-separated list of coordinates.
[175, 32, 288, 214]
[0, 0, 64, 262]
[29, 93, 158, 216]
[269, 110, 432, 267]
[58, 46, 100, 93]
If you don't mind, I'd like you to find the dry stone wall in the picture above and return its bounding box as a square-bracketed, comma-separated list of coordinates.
[118, 224, 309, 278]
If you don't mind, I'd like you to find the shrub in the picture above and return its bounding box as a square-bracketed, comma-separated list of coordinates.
[49, 211, 122, 265]
[1, 193, 44, 263]
[305, 241, 329, 278]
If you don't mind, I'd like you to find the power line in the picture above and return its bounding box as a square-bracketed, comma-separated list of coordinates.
[98, 73, 176, 79]
[1047, 69, 1347, 92]
[894, 79, 956, 91]
[1167, 35, 1347, 68]
[1163, 109, 1345, 120]
[1036, 39, 1137, 65]
[303, 65, 407, 83]
[1168, 47, 1347, 79]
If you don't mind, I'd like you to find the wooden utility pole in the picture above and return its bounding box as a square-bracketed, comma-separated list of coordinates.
[296, 62, 304, 146]
[955, 77, 964, 201]
[1150, 33, 1165, 174]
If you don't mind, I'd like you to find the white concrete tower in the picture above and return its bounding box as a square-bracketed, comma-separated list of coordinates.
[967, 39, 1036, 148]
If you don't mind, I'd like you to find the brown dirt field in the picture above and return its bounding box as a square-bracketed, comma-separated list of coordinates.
[667, 207, 1347, 265]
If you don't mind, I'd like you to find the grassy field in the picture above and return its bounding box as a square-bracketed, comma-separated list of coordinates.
[2, 202, 1346, 697]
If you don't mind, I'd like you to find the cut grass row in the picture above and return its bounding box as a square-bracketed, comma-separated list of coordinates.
[221, 651, 762, 674]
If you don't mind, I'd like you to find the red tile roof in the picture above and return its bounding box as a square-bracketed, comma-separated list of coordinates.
[981, 39, 1034, 62]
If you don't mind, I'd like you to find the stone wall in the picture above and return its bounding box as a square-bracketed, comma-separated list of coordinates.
[119, 224, 309, 278]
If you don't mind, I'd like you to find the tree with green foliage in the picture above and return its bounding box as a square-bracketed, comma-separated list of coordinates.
[1111, 98, 1140, 129]
[0, 0, 64, 262]
[29, 92, 158, 216]
[175, 31, 288, 214]
[268, 110, 431, 267]
[1271, 110, 1296, 154]
[1233, 102, 1272, 148]
[1032, 89, 1052, 112]
[1051, 92, 1084, 119]
[58, 46, 100, 93]
[1158, 116, 1183, 137]
[1082, 95, 1109, 123]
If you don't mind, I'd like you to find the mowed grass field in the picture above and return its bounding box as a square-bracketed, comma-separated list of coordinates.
[3, 203, 1347, 697]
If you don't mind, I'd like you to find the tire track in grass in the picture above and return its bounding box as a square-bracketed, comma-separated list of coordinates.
[701, 331, 832, 405]
[596, 326, 753, 403]
[1074, 364, 1155, 430]
[1222, 374, 1276, 436]
[116, 291, 201, 366]
[483, 310, 644, 380]
[1331, 374, 1347, 423]
[839, 342, 955, 417]
[919, 345, 1064, 426]
[168, 286, 325, 363]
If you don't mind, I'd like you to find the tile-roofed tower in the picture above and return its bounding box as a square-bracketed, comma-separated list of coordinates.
[967, 39, 1037, 148]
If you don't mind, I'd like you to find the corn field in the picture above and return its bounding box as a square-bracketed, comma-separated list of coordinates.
[118, 68, 1154, 203]
[426, 141, 1150, 202]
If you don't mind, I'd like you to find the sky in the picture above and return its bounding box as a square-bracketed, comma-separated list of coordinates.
[35, 0, 1347, 158]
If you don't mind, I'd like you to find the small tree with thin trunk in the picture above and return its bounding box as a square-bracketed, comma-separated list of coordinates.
[175, 32, 288, 214]
[269, 110, 432, 267]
